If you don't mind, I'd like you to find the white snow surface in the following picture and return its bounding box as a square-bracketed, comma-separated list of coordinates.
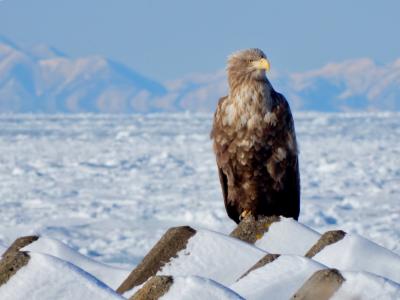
[21, 236, 130, 289]
[230, 255, 326, 299]
[158, 229, 266, 285]
[332, 271, 400, 300]
[255, 218, 321, 255]
[161, 276, 244, 300]
[0, 252, 124, 300]
[313, 233, 400, 283]
[0, 243, 6, 254]
[0, 112, 399, 269]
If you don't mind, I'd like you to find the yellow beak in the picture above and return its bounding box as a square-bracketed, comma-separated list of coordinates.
[254, 58, 270, 72]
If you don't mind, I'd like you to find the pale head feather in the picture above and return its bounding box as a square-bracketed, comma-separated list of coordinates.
[226, 48, 268, 90]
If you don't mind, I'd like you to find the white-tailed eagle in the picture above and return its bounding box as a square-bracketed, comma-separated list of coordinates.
[211, 48, 300, 223]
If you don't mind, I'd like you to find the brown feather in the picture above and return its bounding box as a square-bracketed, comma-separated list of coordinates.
[211, 49, 300, 223]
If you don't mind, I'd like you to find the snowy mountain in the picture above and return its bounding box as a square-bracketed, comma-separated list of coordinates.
[0, 36, 400, 113]
[286, 58, 400, 111]
[0, 37, 166, 113]
[169, 58, 400, 112]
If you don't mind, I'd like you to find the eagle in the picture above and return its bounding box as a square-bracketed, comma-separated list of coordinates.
[211, 48, 300, 224]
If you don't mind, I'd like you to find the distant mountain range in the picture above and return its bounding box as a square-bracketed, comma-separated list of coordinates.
[1, 36, 399, 113]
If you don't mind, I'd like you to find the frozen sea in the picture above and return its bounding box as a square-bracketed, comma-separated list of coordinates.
[0, 112, 399, 269]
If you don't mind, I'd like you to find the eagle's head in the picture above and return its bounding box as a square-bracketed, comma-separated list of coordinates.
[227, 48, 270, 87]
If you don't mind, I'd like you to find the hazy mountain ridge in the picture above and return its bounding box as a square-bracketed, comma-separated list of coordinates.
[287, 58, 400, 111]
[0, 37, 399, 113]
[0, 38, 166, 113]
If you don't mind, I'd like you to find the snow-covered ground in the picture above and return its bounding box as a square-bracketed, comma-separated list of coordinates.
[0, 112, 399, 270]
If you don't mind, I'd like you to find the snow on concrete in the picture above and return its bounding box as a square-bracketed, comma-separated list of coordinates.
[230, 255, 326, 299]
[21, 236, 130, 289]
[158, 229, 266, 285]
[255, 218, 321, 255]
[332, 271, 400, 300]
[161, 276, 244, 300]
[0, 252, 124, 300]
[1, 210, 400, 299]
[313, 233, 400, 284]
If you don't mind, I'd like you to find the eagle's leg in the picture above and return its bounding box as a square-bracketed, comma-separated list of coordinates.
[239, 209, 252, 221]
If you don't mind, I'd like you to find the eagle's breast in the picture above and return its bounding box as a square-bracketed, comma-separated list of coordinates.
[222, 85, 267, 130]
[216, 85, 295, 191]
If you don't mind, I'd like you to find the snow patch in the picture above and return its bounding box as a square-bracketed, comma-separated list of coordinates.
[230, 255, 326, 299]
[162, 276, 244, 300]
[332, 271, 400, 300]
[0, 253, 124, 300]
[158, 229, 266, 285]
[22, 236, 130, 289]
[255, 218, 321, 255]
[313, 233, 400, 284]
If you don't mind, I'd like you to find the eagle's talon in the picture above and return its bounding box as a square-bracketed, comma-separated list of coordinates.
[240, 209, 252, 220]
[256, 233, 264, 240]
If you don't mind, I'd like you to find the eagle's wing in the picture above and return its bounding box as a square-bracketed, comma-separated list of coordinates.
[212, 96, 241, 223]
[274, 91, 301, 219]
[218, 167, 240, 223]
[210, 96, 227, 139]
[283, 152, 301, 219]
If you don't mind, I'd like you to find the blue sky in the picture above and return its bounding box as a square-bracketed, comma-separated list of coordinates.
[1, 0, 399, 81]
